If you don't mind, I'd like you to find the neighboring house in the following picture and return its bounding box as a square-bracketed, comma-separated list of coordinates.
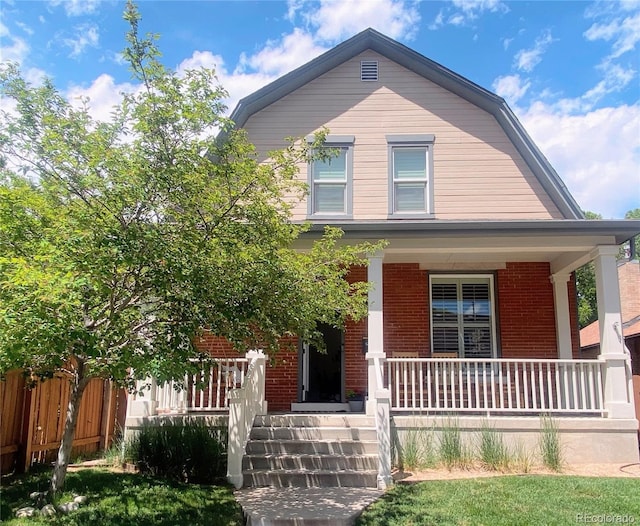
[127, 29, 640, 486]
[581, 259, 640, 424]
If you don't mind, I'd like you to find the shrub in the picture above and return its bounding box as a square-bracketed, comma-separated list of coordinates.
[396, 423, 436, 471]
[477, 422, 510, 471]
[512, 440, 534, 473]
[438, 417, 469, 469]
[126, 418, 227, 484]
[539, 414, 562, 472]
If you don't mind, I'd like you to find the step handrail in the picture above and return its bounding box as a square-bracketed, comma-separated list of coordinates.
[226, 350, 267, 489]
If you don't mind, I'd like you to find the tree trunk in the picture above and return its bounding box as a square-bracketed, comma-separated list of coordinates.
[49, 360, 90, 498]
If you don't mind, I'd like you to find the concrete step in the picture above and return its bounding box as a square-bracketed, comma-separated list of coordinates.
[243, 469, 378, 488]
[235, 487, 384, 526]
[245, 439, 378, 456]
[254, 414, 375, 428]
[243, 453, 378, 471]
[249, 426, 376, 441]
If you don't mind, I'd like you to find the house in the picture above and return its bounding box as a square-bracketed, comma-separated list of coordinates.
[126, 29, 640, 489]
[581, 259, 640, 423]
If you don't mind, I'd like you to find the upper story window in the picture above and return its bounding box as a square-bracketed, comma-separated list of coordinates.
[387, 134, 435, 218]
[307, 135, 354, 219]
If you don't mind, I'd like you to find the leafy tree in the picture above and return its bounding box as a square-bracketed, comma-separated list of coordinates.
[575, 211, 602, 328]
[0, 3, 381, 497]
[575, 209, 639, 328]
[625, 209, 640, 258]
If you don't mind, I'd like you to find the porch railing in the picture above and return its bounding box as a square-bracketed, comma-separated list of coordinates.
[386, 358, 606, 415]
[155, 358, 249, 413]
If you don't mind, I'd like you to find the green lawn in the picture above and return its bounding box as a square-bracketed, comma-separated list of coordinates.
[0, 467, 243, 526]
[4, 469, 639, 526]
[357, 476, 640, 526]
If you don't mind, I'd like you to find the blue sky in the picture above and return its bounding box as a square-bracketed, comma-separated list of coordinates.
[1, 0, 639, 218]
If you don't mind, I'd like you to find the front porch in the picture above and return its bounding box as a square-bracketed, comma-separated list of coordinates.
[125, 349, 639, 490]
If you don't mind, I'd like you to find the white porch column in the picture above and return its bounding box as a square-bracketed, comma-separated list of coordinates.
[551, 272, 573, 359]
[366, 251, 385, 416]
[593, 246, 635, 419]
[246, 349, 268, 415]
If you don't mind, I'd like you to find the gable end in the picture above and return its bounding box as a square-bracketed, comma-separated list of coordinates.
[230, 29, 584, 220]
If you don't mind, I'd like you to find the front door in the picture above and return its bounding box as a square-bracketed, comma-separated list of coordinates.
[300, 323, 343, 403]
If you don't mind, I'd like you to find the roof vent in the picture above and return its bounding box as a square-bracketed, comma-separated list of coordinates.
[361, 60, 378, 81]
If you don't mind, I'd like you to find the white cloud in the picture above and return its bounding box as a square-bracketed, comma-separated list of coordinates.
[292, 0, 420, 43]
[430, 0, 508, 28]
[492, 74, 530, 105]
[582, 63, 635, 107]
[448, 14, 466, 26]
[584, 11, 640, 60]
[237, 28, 326, 77]
[62, 23, 100, 59]
[15, 21, 34, 36]
[428, 11, 445, 30]
[176, 50, 277, 115]
[48, 0, 102, 16]
[451, 0, 507, 14]
[1, 21, 29, 63]
[0, 21, 46, 84]
[520, 102, 640, 218]
[66, 74, 136, 122]
[286, 0, 306, 22]
[514, 29, 554, 72]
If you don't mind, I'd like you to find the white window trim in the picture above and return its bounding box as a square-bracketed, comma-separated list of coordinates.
[306, 135, 354, 219]
[387, 134, 435, 219]
[429, 273, 498, 359]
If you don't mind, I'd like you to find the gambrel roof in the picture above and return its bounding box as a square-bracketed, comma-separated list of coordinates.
[230, 28, 584, 220]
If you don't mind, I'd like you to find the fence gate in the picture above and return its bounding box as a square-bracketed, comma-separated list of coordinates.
[0, 370, 125, 474]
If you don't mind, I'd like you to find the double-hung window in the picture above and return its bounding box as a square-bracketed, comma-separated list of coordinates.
[387, 135, 434, 218]
[307, 135, 353, 218]
[430, 275, 497, 359]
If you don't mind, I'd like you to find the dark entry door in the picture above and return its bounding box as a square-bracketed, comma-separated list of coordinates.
[301, 323, 343, 403]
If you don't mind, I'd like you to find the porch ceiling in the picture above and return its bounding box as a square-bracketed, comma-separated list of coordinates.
[382, 235, 604, 272]
[297, 219, 640, 275]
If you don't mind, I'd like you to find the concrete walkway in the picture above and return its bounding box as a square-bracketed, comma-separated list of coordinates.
[234, 487, 384, 526]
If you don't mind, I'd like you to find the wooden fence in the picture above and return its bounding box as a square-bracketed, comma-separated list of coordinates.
[0, 370, 126, 474]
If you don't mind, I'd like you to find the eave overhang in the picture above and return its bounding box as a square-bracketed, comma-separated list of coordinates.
[299, 220, 640, 246]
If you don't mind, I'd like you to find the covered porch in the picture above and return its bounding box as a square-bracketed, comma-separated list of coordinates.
[344, 220, 638, 423]
[126, 220, 640, 488]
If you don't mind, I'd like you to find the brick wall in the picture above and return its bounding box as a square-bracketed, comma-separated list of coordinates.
[497, 262, 558, 359]
[568, 272, 580, 358]
[618, 260, 640, 322]
[195, 332, 299, 412]
[383, 263, 430, 356]
[264, 338, 298, 412]
[344, 266, 368, 396]
[195, 332, 238, 358]
[197, 261, 573, 408]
